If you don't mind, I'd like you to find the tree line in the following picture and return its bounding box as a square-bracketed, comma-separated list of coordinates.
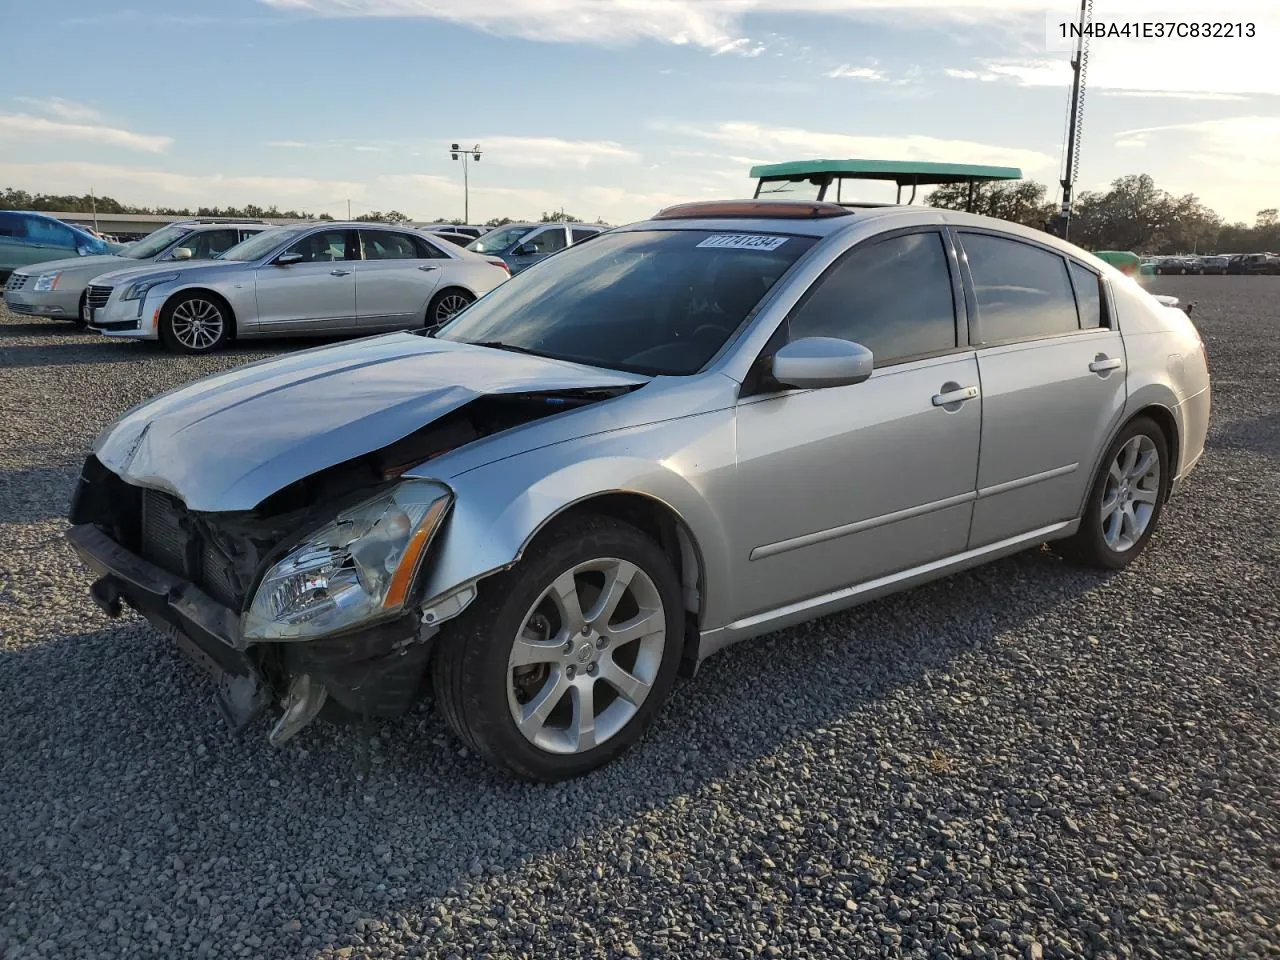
[1, 188, 611, 230]
[928, 174, 1278, 255]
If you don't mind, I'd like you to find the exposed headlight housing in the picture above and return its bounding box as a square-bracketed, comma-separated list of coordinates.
[121, 272, 180, 301]
[33, 272, 60, 292]
[242, 480, 453, 641]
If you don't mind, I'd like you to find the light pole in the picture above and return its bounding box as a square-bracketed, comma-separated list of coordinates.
[450, 143, 482, 224]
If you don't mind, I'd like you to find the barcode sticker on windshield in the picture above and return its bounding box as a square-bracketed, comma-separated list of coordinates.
[696, 234, 788, 251]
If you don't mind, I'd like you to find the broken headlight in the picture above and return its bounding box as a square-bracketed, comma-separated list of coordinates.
[242, 480, 452, 641]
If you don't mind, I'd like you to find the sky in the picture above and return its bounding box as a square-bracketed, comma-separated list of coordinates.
[1, 0, 1277, 225]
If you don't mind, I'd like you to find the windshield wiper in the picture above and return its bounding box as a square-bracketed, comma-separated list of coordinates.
[463, 340, 551, 358]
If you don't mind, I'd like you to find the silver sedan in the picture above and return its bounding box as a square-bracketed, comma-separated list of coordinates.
[83, 222, 511, 353]
[68, 199, 1210, 780]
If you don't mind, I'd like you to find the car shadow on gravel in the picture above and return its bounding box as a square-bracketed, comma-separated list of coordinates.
[0, 542, 1113, 949]
[0, 464, 79, 522]
[1214, 412, 1280, 457]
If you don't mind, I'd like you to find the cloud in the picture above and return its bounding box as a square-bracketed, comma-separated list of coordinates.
[253, 0, 1084, 54]
[662, 120, 1058, 176]
[826, 64, 887, 81]
[267, 140, 310, 148]
[0, 113, 171, 152]
[1109, 116, 1280, 220]
[0, 161, 365, 210]
[14, 96, 103, 123]
[465, 136, 641, 169]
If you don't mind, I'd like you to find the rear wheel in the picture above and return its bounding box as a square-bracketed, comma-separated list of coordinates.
[432, 516, 685, 781]
[1052, 416, 1169, 570]
[160, 293, 231, 354]
[425, 288, 474, 333]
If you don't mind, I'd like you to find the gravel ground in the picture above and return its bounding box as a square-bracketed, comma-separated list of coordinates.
[1, 279, 1277, 960]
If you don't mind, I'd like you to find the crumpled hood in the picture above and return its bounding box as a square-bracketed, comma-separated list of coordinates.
[93, 333, 649, 511]
[12, 254, 129, 276]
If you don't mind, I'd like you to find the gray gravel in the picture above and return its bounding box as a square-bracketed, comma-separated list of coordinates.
[1, 279, 1278, 959]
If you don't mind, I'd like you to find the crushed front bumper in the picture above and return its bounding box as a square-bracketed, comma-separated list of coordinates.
[66, 523, 433, 740]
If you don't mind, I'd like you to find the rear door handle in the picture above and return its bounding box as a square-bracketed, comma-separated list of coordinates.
[418, 264, 439, 272]
[932, 385, 979, 407]
[330, 269, 351, 277]
[1089, 356, 1123, 374]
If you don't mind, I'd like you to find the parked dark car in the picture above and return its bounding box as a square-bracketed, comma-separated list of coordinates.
[1226, 253, 1280, 275]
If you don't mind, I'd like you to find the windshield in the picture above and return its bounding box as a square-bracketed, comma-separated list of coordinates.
[466, 225, 533, 253]
[122, 224, 192, 259]
[219, 226, 306, 262]
[438, 228, 817, 375]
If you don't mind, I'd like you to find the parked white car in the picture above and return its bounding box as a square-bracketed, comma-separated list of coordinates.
[84, 222, 511, 353]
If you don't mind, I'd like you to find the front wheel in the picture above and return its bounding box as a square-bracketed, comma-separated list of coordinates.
[159, 293, 231, 354]
[72, 291, 89, 328]
[1052, 416, 1169, 570]
[432, 516, 685, 781]
[425, 288, 474, 334]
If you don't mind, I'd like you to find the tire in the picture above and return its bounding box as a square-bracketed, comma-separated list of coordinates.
[432, 515, 685, 781]
[72, 291, 89, 328]
[159, 292, 231, 354]
[1052, 416, 1170, 570]
[425, 288, 474, 334]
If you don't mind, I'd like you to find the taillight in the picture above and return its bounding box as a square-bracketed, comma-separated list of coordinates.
[488, 258, 510, 274]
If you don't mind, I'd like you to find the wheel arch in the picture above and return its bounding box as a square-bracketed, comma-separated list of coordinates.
[162, 286, 239, 338]
[1077, 400, 1182, 517]
[523, 491, 708, 673]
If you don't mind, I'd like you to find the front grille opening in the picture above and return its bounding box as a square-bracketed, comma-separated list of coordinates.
[86, 285, 113, 309]
[139, 490, 243, 609]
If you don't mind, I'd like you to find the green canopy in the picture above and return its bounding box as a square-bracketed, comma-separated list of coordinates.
[1093, 250, 1141, 275]
[750, 159, 1023, 210]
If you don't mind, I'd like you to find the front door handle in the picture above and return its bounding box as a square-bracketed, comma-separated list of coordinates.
[932, 385, 979, 407]
[1089, 355, 1123, 374]
[330, 268, 351, 277]
[418, 264, 439, 272]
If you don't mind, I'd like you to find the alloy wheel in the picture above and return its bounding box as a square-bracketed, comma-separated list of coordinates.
[506, 558, 667, 755]
[1100, 434, 1161, 552]
[170, 298, 224, 351]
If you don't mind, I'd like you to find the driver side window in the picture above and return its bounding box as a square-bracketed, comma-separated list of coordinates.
[24, 215, 78, 249]
[527, 227, 567, 255]
[786, 230, 958, 367]
[283, 230, 350, 263]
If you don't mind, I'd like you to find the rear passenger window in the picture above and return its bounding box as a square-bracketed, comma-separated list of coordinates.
[410, 235, 450, 259]
[1068, 262, 1104, 329]
[962, 233, 1079, 343]
[786, 231, 957, 365]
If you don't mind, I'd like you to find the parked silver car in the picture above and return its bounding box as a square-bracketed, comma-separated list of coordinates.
[3, 219, 271, 324]
[67, 199, 1210, 780]
[83, 222, 511, 352]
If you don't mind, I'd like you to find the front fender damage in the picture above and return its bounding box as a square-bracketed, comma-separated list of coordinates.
[72, 385, 633, 746]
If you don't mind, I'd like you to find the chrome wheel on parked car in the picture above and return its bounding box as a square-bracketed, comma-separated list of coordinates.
[507, 558, 667, 755]
[161, 294, 230, 354]
[1101, 434, 1162, 552]
[427, 289, 475, 332]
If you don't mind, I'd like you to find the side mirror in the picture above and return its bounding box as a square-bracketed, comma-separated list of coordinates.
[76, 244, 91, 257]
[275, 251, 304, 266]
[513, 242, 535, 256]
[171, 246, 194, 261]
[770, 337, 874, 390]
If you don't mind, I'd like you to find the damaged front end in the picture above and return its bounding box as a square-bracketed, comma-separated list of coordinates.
[67, 386, 628, 745]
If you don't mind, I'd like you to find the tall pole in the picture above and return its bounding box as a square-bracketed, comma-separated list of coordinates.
[1056, 0, 1091, 240]
[347, 198, 351, 220]
[451, 143, 482, 224]
[90, 187, 98, 232]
